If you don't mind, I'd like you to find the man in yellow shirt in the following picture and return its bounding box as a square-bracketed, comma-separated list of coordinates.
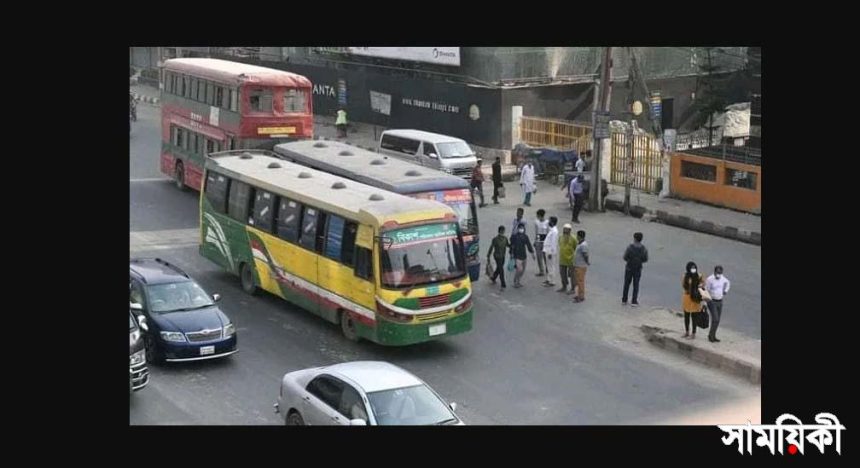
[557, 224, 578, 294]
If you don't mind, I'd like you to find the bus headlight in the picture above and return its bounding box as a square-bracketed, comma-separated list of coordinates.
[376, 301, 413, 323]
[454, 297, 473, 314]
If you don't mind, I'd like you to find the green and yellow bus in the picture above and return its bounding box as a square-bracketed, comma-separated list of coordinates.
[199, 150, 473, 345]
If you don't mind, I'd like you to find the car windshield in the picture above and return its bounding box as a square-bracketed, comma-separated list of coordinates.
[436, 141, 473, 159]
[380, 223, 466, 289]
[146, 281, 214, 313]
[367, 384, 457, 425]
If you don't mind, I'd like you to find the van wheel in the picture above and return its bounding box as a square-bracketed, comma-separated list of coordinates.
[240, 263, 258, 295]
[340, 310, 359, 342]
[287, 411, 305, 426]
[174, 162, 186, 191]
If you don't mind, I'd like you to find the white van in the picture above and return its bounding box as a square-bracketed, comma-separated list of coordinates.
[378, 129, 477, 179]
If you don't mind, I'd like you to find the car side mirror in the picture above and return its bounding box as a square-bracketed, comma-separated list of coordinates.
[428, 153, 438, 159]
[137, 316, 149, 332]
[130, 302, 143, 311]
[349, 419, 367, 426]
[449, 402, 457, 412]
[212, 293, 221, 302]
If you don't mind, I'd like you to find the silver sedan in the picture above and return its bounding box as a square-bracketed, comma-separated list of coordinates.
[274, 361, 463, 425]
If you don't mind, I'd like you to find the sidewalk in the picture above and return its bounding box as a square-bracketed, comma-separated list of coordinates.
[604, 187, 761, 245]
[130, 83, 161, 105]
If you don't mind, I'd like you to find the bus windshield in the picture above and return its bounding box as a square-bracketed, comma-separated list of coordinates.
[380, 223, 466, 289]
[413, 190, 478, 236]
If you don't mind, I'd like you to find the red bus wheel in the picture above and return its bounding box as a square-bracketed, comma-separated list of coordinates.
[174, 162, 186, 191]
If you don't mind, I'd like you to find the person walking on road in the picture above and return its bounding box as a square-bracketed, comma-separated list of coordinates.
[557, 224, 577, 293]
[510, 207, 525, 239]
[569, 174, 585, 223]
[622, 232, 649, 307]
[533, 209, 549, 277]
[487, 226, 510, 291]
[520, 160, 536, 206]
[471, 160, 487, 207]
[510, 222, 535, 288]
[492, 157, 503, 204]
[336, 108, 348, 138]
[682, 261, 705, 339]
[704, 265, 730, 343]
[542, 216, 559, 288]
[572, 230, 590, 302]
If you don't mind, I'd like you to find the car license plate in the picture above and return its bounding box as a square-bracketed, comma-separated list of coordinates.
[200, 346, 215, 356]
[429, 324, 446, 336]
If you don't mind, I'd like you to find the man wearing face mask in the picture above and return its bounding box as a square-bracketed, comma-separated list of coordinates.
[704, 265, 730, 342]
[541, 216, 559, 288]
[510, 222, 535, 288]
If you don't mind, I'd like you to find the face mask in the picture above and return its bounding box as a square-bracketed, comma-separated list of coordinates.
[715, 273, 722, 279]
[690, 268, 697, 274]
[518, 228, 525, 233]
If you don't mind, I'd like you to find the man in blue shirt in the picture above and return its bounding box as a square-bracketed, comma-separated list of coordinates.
[569, 174, 585, 223]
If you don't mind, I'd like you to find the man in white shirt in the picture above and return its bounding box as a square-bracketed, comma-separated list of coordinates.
[704, 265, 731, 343]
[533, 209, 549, 277]
[541, 216, 559, 287]
[520, 160, 536, 206]
[575, 155, 585, 173]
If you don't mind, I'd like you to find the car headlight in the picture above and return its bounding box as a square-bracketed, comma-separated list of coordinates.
[223, 323, 235, 337]
[130, 349, 146, 366]
[160, 331, 186, 342]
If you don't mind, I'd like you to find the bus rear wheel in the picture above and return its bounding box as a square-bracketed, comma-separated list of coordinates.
[174, 162, 186, 191]
[340, 310, 359, 342]
[240, 263, 258, 296]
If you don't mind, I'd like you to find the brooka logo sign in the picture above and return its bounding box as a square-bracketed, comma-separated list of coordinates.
[719, 412, 845, 455]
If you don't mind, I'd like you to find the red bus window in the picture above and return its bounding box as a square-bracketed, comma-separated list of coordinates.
[248, 88, 273, 112]
[283, 89, 308, 113]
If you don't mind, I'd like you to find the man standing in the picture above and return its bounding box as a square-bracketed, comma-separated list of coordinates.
[557, 224, 578, 293]
[336, 108, 348, 138]
[572, 230, 590, 303]
[486, 226, 510, 291]
[622, 232, 649, 307]
[510, 222, 535, 288]
[575, 154, 585, 173]
[510, 207, 525, 239]
[520, 160, 536, 206]
[541, 216, 559, 288]
[471, 160, 487, 207]
[492, 157, 503, 204]
[533, 209, 549, 277]
[569, 174, 585, 223]
[704, 265, 730, 342]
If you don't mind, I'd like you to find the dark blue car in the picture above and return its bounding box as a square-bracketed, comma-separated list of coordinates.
[130, 258, 237, 364]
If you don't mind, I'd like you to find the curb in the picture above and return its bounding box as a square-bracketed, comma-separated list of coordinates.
[604, 198, 761, 245]
[131, 92, 160, 106]
[641, 325, 761, 385]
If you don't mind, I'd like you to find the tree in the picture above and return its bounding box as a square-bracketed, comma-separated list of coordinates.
[691, 47, 729, 146]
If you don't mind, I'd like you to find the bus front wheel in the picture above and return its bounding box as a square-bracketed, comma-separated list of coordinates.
[174, 162, 186, 191]
[339, 310, 359, 342]
[240, 263, 258, 296]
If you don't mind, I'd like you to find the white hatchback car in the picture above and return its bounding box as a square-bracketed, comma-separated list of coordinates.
[274, 361, 463, 425]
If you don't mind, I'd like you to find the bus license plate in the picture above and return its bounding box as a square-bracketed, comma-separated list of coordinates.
[429, 324, 447, 336]
[200, 346, 215, 356]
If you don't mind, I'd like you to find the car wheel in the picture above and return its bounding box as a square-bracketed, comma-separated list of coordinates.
[240, 263, 258, 295]
[287, 411, 305, 426]
[340, 310, 359, 342]
[145, 334, 163, 365]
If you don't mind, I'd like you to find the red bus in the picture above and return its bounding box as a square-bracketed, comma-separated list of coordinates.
[160, 58, 313, 191]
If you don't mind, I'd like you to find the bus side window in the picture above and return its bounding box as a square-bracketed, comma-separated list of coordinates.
[354, 247, 372, 280]
[251, 189, 275, 233]
[341, 222, 358, 267]
[204, 173, 230, 214]
[227, 180, 252, 224]
[324, 215, 346, 261]
[315, 212, 329, 254]
[276, 198, 301, 243]
[298, 206, 318, 251]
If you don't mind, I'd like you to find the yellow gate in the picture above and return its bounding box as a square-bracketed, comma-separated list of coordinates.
[519, 116, 593, 154]
[610, 131, 663, 193]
